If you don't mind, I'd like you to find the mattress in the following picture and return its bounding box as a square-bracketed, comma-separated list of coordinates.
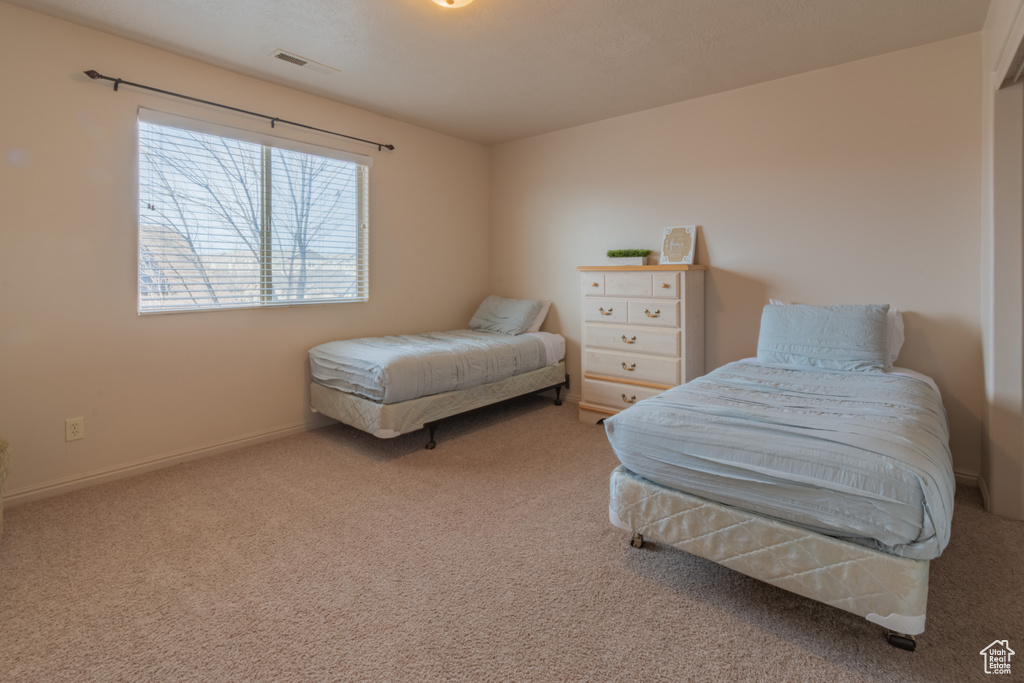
[604, 362, 954, 560]
[309, 330, 564, 404]
[609, 465, 930, 635]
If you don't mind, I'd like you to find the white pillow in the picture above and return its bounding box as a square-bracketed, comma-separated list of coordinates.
[524, 300, 551, 334]
[887, 308, 905, 365]
[769, 299, 905, 367]
[469, 295, 543, 336]
[757, 304, 890, 372]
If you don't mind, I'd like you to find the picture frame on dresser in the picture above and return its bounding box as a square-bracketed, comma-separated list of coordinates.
[576, 264, 707, 424]
[661, 225, 697, 265]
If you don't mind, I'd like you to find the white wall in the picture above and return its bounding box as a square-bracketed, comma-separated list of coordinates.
[0, 4, 491, 501]
[490, 35, 984, 476]
[0, 4, 998, 504]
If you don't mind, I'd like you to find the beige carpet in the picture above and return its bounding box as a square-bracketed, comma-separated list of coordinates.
[1, 395, 1021, 682]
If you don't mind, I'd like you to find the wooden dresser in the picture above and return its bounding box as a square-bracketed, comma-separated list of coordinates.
[577, 265, 706, 423]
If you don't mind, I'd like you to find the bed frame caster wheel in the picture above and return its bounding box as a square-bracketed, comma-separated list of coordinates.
[630, 532, 644, 549]
[885, 630, 916, 651]
[425, 440, 436, 450]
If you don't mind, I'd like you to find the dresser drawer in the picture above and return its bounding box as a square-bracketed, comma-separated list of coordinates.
[582, 298, 627, 323]
[582, 377, 666, 411]
[584, 324, 680, 357]
[606, 272, 652, 297]
[653, 272, 679, 299]
[582, 274, 605, 296]
[584, 349, 679, 385]
[627, 300, 679, 327]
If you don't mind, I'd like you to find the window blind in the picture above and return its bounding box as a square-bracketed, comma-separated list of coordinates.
[137, 109, 370, 313]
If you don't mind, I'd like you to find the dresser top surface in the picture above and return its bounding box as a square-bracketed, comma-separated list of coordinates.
[577, 265, 708, 272]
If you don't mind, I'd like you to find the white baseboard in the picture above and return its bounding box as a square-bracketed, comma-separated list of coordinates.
[978, 472, 992, 511]
[3, 415, 334, 508]
[953, 467, 981, 489]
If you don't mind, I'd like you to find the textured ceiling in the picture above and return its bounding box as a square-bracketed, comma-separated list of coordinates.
[9, 0, 990, 145]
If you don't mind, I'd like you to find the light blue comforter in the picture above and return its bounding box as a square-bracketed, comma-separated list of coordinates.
[604, 362, 954, 559]
[310, 330, 549, 404]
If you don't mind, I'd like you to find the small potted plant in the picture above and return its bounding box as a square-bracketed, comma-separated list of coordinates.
[607, 249, 651, 266]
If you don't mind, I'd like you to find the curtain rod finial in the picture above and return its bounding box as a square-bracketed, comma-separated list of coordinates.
[84, 70, 101, 79]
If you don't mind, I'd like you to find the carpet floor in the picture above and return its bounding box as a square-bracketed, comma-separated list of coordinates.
[0, 395, 1021, 682]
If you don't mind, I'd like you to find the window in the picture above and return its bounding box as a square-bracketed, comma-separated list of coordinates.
[137, 109, 370, 313]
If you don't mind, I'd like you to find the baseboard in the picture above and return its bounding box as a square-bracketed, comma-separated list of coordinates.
[978, 472, 991, 511]
[953, 467, 981, 489]
[3, 415, 334, 508]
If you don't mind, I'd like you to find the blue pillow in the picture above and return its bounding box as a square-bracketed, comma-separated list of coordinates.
[756, 304, 890, 372]
[469, 295, 543, 336]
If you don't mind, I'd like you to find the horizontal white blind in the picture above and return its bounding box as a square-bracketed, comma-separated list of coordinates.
[138, 108, 373, 168]
[138, 112, 369, 313]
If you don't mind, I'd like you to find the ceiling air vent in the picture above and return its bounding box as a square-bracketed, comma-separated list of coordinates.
[274, 51, 309, 67]
[269, 49, 337, 75]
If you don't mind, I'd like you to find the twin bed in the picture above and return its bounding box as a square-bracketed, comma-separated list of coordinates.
[605, 303, 953, 650]
[309, 297, 953, 650]
[309, 296, 568, 448]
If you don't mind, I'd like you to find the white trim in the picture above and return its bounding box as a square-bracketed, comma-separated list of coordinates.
[979, 472, 992, 511]
[993, 1, 1024, 86]
[953, 467, 981, 488]
[139, 107, 373, 167]
[2, 416, 333, 508]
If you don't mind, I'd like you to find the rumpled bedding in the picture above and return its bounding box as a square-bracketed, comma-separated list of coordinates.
[604, 362, 954, 559]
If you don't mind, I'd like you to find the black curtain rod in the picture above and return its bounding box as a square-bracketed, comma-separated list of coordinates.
[83, 70, 395, 152]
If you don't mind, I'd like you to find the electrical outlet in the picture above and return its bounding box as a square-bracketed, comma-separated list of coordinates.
[65, 417, 85, 441]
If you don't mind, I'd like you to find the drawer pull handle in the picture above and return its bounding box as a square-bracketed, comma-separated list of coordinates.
[591, 282, 600, 287]
[621, 335, 636, 344]
[621, 394, 637, 404]
[621, 362, 636, 371]
[661, 283, 671, 289]
[644, 309, 661, 318]
[599, 307, 613, 316]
